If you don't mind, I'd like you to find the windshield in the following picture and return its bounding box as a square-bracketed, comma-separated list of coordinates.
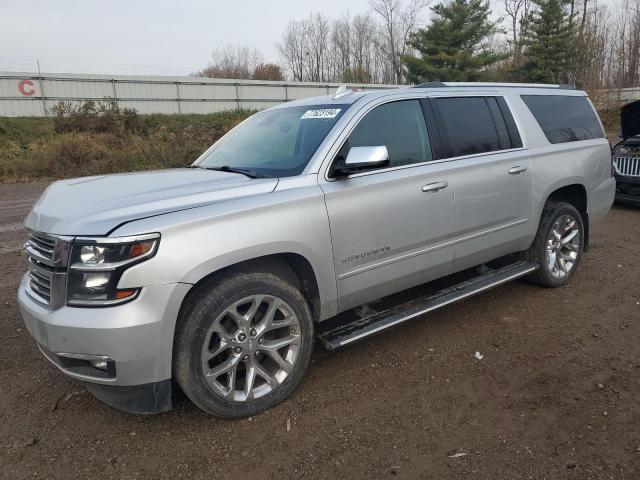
[195, 104, 349, 177]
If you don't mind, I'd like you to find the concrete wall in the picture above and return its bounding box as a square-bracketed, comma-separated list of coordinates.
[0, 72, 400, 117]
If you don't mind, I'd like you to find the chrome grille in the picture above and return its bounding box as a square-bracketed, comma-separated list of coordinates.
[28, 231, 55, 261]
[24, 230, 72, 309]
[614, 156, 640, 177]
[27, 257, 53, 304]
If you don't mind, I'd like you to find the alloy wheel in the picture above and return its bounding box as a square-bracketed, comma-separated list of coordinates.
[545, 214, 580, 279]
[201, 295, 301, 402]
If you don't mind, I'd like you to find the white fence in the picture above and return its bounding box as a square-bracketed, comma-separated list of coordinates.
[0, 72, 400, 117]
[620, 88, 640, 103]
[2, 72, 639, 117]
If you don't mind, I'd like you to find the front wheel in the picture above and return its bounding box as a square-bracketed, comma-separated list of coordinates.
[174, 271, 314, 418]
[525, 201, 584, 287]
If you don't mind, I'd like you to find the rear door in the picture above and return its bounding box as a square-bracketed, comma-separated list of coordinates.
[320, 98, 455, 311]
[431, 95, 533, 270]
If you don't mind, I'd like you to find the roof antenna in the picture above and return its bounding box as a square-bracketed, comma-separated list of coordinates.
[334, 86, 353, 99]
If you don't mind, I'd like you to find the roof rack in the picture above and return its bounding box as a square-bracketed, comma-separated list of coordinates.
[412, 82, 575, 90]
[413, 81, 448, 88]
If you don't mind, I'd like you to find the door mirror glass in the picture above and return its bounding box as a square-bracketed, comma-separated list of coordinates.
[332, 146, 390, 177]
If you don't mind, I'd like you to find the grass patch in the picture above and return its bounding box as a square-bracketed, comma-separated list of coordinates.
[0, 109, 252, 182]
[0, 102, 622, 183]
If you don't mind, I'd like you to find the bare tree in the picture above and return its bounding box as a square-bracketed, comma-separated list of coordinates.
[504, 0, 527, 63]
[579, 0, 589, 36]
[351, 13, 378, 83]
[370, 0, 429, 84]
[332, 14, 353, 81]
[305, 13, 331, 82]
[370, 0, 401, 83]
[196, 45, 263, 79]
[277, 21, 308, 81]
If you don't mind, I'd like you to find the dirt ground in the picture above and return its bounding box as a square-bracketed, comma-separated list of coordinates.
[0, 181, 639, 480]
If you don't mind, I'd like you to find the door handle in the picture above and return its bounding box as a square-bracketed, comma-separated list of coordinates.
[508, 166, 527, 175]
[421, 181, 449, 193]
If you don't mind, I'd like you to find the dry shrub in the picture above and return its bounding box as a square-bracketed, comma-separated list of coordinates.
[51, 100, 139, 134]
[0, 110, 253, 182]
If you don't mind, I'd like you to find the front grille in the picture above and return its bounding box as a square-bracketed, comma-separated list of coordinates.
[27, 257, 53, 304]
[614, 156, 640, 177]
[27, 231, 56, 263]
[614, 143, 640, 178]
[24, 230, 72, 309]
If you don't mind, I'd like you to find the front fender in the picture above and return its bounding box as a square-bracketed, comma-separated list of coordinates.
[111, 180, 338, 320]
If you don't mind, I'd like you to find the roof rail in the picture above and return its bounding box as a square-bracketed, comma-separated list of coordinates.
[413, 82, 448, 88]
[412, 82, 576, 90]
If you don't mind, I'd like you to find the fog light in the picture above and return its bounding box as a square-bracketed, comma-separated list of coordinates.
[90, 359, 109, 371]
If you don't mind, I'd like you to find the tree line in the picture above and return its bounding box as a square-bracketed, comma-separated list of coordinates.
[194, 0, 640, 104]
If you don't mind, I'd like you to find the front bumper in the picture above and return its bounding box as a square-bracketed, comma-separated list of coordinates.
[614, 175, 640, 205]
[17, 275, 191, 413]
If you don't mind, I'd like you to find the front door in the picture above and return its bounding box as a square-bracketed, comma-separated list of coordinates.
[319, 99, 455, 311]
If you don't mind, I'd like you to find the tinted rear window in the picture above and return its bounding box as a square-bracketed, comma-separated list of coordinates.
[433, 97, 501, 157]
[521, 95, 604, 144]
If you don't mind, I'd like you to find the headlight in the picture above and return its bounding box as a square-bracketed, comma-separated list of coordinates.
[67, 233, 160, 307]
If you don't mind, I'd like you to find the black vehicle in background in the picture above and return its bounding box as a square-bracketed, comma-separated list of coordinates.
[613, 100, 640, 205]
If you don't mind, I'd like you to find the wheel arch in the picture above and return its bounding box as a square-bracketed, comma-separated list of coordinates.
[177, 252, 323, 327]
[541, 183, 590, 251]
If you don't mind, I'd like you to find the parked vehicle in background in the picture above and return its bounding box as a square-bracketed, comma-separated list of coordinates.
[612, 100, 640, 205]
[17, 82, 615, 418]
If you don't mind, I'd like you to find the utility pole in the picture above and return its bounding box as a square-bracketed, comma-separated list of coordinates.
[36, 59, 47, 116]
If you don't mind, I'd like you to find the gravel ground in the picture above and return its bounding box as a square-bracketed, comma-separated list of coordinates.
[0, 181, 639, 480]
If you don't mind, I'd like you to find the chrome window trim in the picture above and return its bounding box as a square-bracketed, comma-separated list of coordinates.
[329, 147, 528, 181]
[318, 93, 529, 182]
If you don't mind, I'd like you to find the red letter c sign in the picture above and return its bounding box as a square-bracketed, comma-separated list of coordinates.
[18, 80, 36, 96]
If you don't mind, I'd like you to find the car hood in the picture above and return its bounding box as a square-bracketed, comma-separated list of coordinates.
[25, 169, 278, 236]
[622, 100, 640, 139]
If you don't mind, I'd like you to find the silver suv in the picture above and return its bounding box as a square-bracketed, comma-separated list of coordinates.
[18, 83, 615, 417]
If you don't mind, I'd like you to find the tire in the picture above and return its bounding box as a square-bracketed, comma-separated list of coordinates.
[525, 201, 585, 287]
[174, 271, 314, 418]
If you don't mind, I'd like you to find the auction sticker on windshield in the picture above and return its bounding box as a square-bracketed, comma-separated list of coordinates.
[301, 109, 342, 120]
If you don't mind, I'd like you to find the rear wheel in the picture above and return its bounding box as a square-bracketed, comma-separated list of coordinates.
[525, 201, 584, 287]
[174, 271, 313, 418]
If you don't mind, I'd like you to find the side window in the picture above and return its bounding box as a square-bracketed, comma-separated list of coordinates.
[339, 100, 432, 168]
[496, 97, 523, 148]
[433, 97, 502, 157]
[521, 95, 604, 144]
[486, 97, 512, 150]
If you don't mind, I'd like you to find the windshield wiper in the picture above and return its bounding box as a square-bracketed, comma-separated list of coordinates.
[191, 165, 266, 178]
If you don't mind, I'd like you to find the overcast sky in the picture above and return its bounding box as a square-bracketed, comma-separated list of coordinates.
[0, 0, 375, 76]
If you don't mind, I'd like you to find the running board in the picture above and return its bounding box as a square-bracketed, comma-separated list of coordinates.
[319, 260, 538, 350]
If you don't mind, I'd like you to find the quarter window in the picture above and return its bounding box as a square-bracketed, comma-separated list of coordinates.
[338, 100, 432, 168]
[521, 95, 604, 144]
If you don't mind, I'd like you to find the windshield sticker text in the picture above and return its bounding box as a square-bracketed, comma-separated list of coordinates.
[301, 109, 341, 120]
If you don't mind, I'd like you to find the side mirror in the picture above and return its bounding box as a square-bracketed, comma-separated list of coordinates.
[330, 146, 390, 178]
